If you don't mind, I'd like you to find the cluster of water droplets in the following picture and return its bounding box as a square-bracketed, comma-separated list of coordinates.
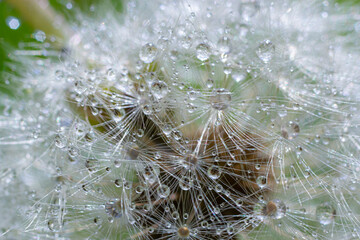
[1, 0, 360, 239]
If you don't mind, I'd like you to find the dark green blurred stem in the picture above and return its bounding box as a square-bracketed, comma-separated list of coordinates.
[5, 0, 71, 47]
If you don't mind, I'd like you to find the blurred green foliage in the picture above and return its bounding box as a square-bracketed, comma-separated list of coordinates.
[0, 0, 123, 73]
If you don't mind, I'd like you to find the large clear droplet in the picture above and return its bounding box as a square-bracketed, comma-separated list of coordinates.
[210, 88, 232, 110]
[316, 202, 336, 225]
[151, 80, 168, 99]
[105, 199, 122, 218]
[264, 199, 286, 219]
[54, 134, 66, 149]
[256, 175, 267, 188]
[140, 43, 158, 63]
[207, 165, 222, 180]
[256, 40, 275, 63]
[217, 36, 231, 54]
[196, 43, 211, 61]
[157, 184, 170, 198]
[281, 121, 300, 140]
[179, 176, 192, 191]
[239, 1, 260, 21]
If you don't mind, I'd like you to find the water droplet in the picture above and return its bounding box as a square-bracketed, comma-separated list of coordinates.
[278, 109, 287, 118]
[105, 199, 122, 218]
[6, 16, 20, 30]
[256, 40, 275, 63]
[206, 78, 214, 88]
[316, 202, 336, 225]
[201, 220, 209, 228]
[236, 199, 243, 207]
[183, 154, 198, 169]
[74, 79, 86, 94]
[210, 88, 231, 110]
[34, 30, 46, 42]
[151, 80, 168, 99]
[172, 211, 180, 220]
[139, 43, 158, 63]
[136, 129, 144, 138]
[125, 142, 140, 160]
[256, 175, 267, 188]
[239, 1, 260, 21]
[114, 179, 121, 187]
[281, 121, 300, 140]
[162, 124, 172, 136]
[217, 36, 231, 54]
[68, 146, 79, 158]
[232, 71, 246, 83]
[85, 158, 98, 172]
[179, 176, 192, 190]
[196, 43, 211, 61]
[215, 184, 223, 192]
[207, 165, 222, 179]
[172, 129, 183, 140]
[47, 219, 61, 232]
[264, 199, 286, 219]
[54, 134, 66, 148]
[142, 104, 152, 115]
[106, 68, 116, 81]
[157, 184, 170, 198]
[135, 185, 144, 194]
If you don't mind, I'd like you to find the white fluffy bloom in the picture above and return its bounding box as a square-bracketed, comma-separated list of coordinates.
[1, 0, 360, 239]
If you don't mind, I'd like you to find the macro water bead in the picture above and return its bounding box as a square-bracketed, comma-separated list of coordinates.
[1, 0, 360, 240]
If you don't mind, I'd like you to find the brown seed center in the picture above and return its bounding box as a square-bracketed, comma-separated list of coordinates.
[178, 226, 190, 238]
[185, 154, 198, 166]
[264, 201, 277, 216]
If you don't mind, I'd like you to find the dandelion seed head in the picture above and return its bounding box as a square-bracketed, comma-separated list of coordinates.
[2, 0, 360, 239]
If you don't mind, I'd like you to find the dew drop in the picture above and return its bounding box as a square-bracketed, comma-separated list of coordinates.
[139, 43, 158, 63]
[179, 176, 192, 191]
[106, 68, 116, 81]
[136, 129, 144, 138]
[206, 78, 214, 88]
[265, 199, 286, 219]
[201, 220, 209, 228]
[232, 71, 246, 83]
[256, 175, 267, 188]
[172, 211, 180, 220]
[217, 36, 231, 54]
[239, 1, 260, 21]
[281, 121, 300, 140]
[142, 104, 152, 115]
[114, 179, 121, 187]
[157, 184, 170, 198]
[256, 40, 275, 63]
[172, 129, 183, 140]
[54, 134, 66, 149]
[316, 202, 336, 225]
[151, 80, 168, 99]
[105, 199, 122, 218]
[210, 88, 231, 110]
[196, 43, 211, 61]
[207, 165, 222, 180]
[85, 158, 98, 172]
[135, 185, 144, 194]
[68, 146, 79, 158]
[236, 199, 243, 207]
[6, 16, 20, 30]
[74, 79, 86, 94]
